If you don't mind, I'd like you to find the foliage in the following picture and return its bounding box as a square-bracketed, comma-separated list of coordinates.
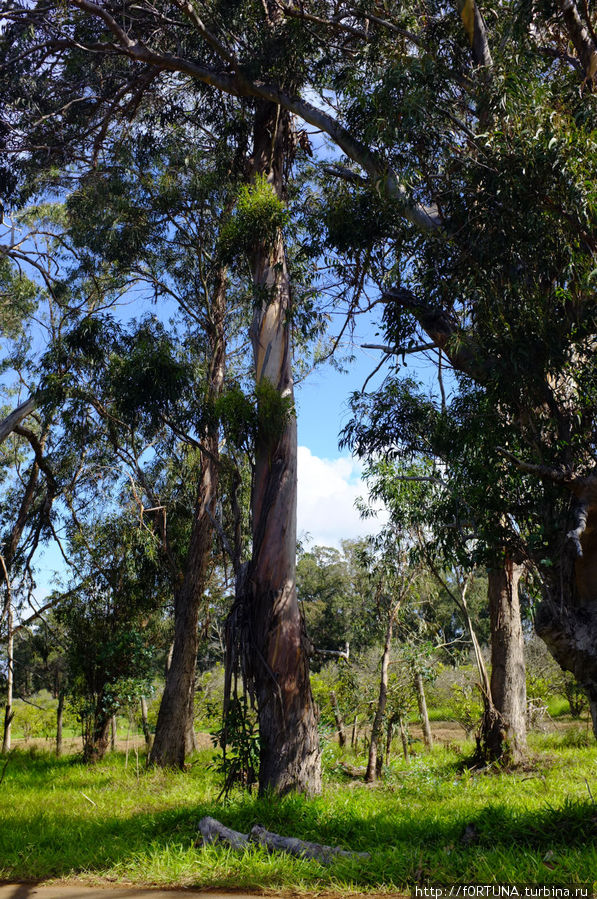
[211, 694, 260, 796]
[218, 175, 290, 265]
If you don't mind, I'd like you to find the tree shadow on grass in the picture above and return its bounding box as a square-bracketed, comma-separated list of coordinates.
[1, 750, 596, 888]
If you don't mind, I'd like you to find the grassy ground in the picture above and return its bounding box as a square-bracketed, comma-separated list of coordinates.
[1, 730, 596, 893]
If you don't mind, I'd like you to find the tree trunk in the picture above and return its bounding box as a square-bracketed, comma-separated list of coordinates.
[140, 695, 152, 750]
[535, 506, 597, 738]
[483, 559, 527, 764]
[238, 100, 320, 796]
[385, 719, 393, 766]
[149, 272, 226, 768]
[83, 710, 110, 763]
[351, 716, 359, 748]
[56, 690, 64, 757]
[366, 613, 394, 782]
[398, 715, 409, 761]
[110, 715, 117, 751]
[185, 712, 198, 754]
[2, 599, 13, 754]
[330, 691, 346, 748]
[414, 671, 433, 750]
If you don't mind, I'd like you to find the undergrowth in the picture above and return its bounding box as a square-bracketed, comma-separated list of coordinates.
[0, 733, 596, 892]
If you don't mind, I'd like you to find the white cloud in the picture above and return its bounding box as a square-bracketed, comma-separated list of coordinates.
[297, 446, 387, 549]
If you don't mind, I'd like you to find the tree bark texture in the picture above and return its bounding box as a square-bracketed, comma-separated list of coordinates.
[149, 272, 226, 767]
[2, 599, 13, 754]
[83, 710, 110, 763]
[198, 816, 370, 864]
[536, 498, 597, 737]
[238, 100, 320, 795]
[366, 613, 394, 782]
[414, 671, 434, 750]
[484, 560, 527, 764]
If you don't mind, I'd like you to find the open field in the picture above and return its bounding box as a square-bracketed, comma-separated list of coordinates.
[1, 726, 596, 894]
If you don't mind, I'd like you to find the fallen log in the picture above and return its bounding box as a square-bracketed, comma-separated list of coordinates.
[198, 815, 248, 849]
[197, 816, 370, 864]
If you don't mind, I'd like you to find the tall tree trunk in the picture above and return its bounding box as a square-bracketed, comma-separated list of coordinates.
[484, 559, 527, 764]
[140, 695, 152, 750]
[414, 671, 433, 750]
[240, 100, 320, 796]
[149, 272, 227, 768]
[366, 613, 394, 782]
[110, 715, 117, 751]
[56, 690, 64, 757]
[2, 598, 13, 754]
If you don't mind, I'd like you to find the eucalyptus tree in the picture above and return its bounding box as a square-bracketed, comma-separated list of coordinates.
[2, 0, 597, 771]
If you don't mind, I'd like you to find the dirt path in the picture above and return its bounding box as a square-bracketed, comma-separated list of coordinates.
[0, 886, 404, 899]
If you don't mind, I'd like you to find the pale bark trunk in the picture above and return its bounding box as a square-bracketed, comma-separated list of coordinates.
[2, 600, 13, 754]
[558, 0, 597, 79]
[240, 100, 320, 796]
[56, 691, 64, 757]
[414, 671, 433, 750]
[140, 695, 152, 749]
[149, 273, 226, 768]
[366, 613, 394, 782]
[484, 560, 527, 764]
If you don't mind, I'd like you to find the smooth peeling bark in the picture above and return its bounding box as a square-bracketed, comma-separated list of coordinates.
[243, 101, 321, 796]
[149, 273, 226, 767]
[485, 559, 527, 764]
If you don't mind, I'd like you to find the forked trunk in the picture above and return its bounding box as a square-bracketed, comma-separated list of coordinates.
[414, 671, 433, 750]
[241, 100, 320, 795]
[484, 559, 527, 764]
[149, 274, 226, 767]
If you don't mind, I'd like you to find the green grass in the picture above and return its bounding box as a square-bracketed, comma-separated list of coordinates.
[1, 734, 596, 892]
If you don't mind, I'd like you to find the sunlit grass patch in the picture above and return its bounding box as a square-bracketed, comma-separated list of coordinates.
[1, 738, 596, 891]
